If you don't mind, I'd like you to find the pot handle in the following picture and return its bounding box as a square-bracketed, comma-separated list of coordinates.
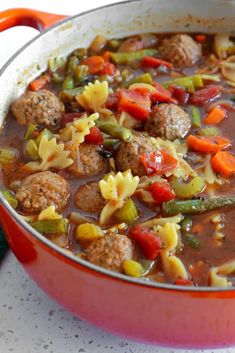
[0, 8, 67, 32]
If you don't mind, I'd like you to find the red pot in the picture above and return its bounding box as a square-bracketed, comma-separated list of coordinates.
[0, 2, 235, 348]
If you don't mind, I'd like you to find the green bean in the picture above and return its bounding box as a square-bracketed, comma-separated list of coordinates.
[24, 123, 38, 141]
[103, 138, 119, 147]
[163, 196, 235, 216]
[30, 219, 68, 234]
[197, 127, 220, 136]
[191, 106, 201, 128]
[72, 48, 88, 61]
[170, 176, 205, 199]
[185, 234, 201, 248]
[1, 190, 18, 209]
[62, 55, 79, 89]
[96, 120, 132, 142]
[120, 73, 153, 88]
[59, 87, 84, 103]
[110, 49, 158, 65]
[180, 216, 192, 232]
[0, 146, 18, 164]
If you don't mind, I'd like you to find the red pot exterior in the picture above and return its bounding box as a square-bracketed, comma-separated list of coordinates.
[1, 204, 235, 348]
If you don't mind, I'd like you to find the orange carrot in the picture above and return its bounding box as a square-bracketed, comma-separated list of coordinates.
[187, 135, 231, 154]
[28, 74, 50, 91]
[195, 34, 206, 44]
[211, 151, 235, 177]
[81, 55, 104, 74]
[204, 107, 226, 125]
[102, 51, 111, 62]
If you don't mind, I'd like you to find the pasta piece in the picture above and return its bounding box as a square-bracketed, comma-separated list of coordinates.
[99, 170, 139, 225]
[38, 206, 62, 221]
[201, 155, 224, 185]
[155, 222, 188, 281]
[76, 80, 109, 112]
[142, 214, 183, 228]
[214, 33, 233, 59]
[25, 135, 73, 171]
[209, 260, 235, 287]
[60, 113, 99, 144]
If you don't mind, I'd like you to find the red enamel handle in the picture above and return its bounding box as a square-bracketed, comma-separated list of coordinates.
[0, 8, 67, 32]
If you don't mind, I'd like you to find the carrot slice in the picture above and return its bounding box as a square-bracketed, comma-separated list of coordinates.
[81, 55, 104, 74]
[204, 107, 226, 125]
[28, 74, 50, 91]
[211, 151, 235, 177]
[187, 135, 231, 154]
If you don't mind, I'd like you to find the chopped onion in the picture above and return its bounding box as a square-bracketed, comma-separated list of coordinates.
[214, 33, 234, 59]
[221, 55, 235, 82]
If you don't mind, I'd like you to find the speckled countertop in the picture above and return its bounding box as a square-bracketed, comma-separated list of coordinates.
[1, 1, 235, 352]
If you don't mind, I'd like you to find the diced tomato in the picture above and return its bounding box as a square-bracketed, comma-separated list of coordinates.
[190, 86, 221, 106]
[28, 74, 50, 91]
[84, 126, 104, 145]
[98, 62, 117, 76]
[102, 51, 111, 62]
[151, 82, 177, 104]
[148, 181, 175, 204]
[170, 86, 190, 105]
[141, 150, 178, 175]
[81, 55, 105, 75]
[195, 34, 206, 44]
[130, 225, 162, 260]
[117, 88, 151, 120]
[174, 278, 194, 286]
[61, 112, 84, 128]
[141, 56, 173, 69]
[105, 93, 118, 110]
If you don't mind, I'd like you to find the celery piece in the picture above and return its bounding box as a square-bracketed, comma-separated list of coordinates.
[35, 128, 54, 146]
[191, 106, 201, 128]
[48, 56, 66, 72]
[24, 123, 38, 141]
[120, 73, 153, 88]
[0, 146, 18, 164]
[163, 75, 203, 93]
[170, 176, 205, 199]
[26, 139, 39, 160]
[76, 223, 103, 242]
[74, 65, 89, 83]
[60, 87, 84, 103]
[197, 127, 220, 136]
[114, 198, 138, 224]
[30, 219, 68, 234]
[123, 259, 144, 277]
[110, 49, 158, 65]
[1, 190, 18, 209]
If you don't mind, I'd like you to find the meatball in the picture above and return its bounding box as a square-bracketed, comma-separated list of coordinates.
[68, 143, 108, 177]
[75, 181, 106, 214]
[116, 133, 156, 176]
[11, 89, 64, 127]
[15, 171, 70, 213]
[158, 34, 202, 67]
[145, 103, 191, 140]
[86, 233, 134, 272]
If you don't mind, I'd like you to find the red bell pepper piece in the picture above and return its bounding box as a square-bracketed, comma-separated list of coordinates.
[130, 225, 162, 260]
[170, 86, 190, 105]
[141, 56, 173, 69]
[105, 93, 118, 110]
[148, 181, 175, 204]
[61, 112, 84, 128]
[141, 150, 178, 175]
[174, 278, 194, 286]
[117, 87, 151, 120]
[151, 82, 177, 104]
[84, 126, 104, 145]
[190, 86, 221, 106]
[98, 62, 117, 76]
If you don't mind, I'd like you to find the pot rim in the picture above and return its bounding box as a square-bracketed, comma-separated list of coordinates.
[0, 0, 234, 293]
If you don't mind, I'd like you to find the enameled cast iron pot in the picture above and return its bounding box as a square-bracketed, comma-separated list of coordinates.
[0, 0, 235, 348]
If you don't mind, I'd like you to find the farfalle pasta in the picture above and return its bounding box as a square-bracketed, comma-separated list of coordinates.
[76, 80, 109, 112]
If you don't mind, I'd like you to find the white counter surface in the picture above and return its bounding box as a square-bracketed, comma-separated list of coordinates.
[0, 1, 235, 352]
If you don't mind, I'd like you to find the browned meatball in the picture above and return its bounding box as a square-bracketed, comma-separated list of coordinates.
[145, 103, 191, 140]
[116, 133, 156, 176]
[75, 181, 106, 214]
[86, 233, 134, 272]
[158, 34, 202, 67]
[68, 143, 108, 177]
[11, 89, 64, 127]
[15, 171, 70, 213]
